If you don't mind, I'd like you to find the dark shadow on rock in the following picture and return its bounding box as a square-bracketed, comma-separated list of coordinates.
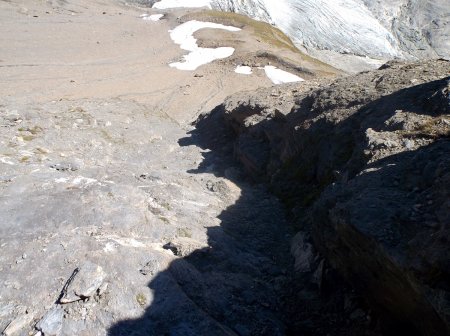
[108, 107, 296, 335]
[108, 106, 378, 336]
[311, 139, 450, 336]
[218, 77, 449, 215]
[109, 72, 449, 336]
[216, 76, 450, 335]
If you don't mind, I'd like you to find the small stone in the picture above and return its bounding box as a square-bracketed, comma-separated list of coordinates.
[136, 293, 147, 306]
[0, 303, 15, 318]
[35, 147, 50, 154]
[49, 162, 78, 172]
[425, 222, 439, 228]
[3, 313, 34, 336]
[350, 309, 366, 320]
[140, 259, 160, 276]
[312, 259, 325, 288]
[97, 282, 108, 296]
[163, 237, 206, 257]
[205, 180, 229, 193]
[291, 232, 315, 272]
[36, 307, 63, 336]
[234, 324, 250, 336]
[60, 261, 106, 303]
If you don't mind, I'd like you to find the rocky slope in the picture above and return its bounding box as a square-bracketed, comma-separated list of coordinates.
[203, 59, 450, 335]
[0, 0, 341, 335]
[1, 0, 449, 335]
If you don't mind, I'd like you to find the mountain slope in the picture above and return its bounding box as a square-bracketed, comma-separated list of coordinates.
[211, 0, 450, 70]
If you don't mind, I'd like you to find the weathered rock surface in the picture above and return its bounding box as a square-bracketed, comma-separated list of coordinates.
[211, 58, 450, 335]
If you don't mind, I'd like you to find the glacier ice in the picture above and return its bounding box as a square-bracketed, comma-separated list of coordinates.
[210, 0, 449, 62]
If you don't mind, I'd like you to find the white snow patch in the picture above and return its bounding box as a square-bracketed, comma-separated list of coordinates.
[264, 66, 304, 84]
[362, 56, 386, 66]
[235, 65, 252, 75]
[0, 157, 15, 165]
[153, 0, 211, 9]
[55, 177, 70, 183]
[141, 14, 164, 21]
[103, 242, 116, 253]
[54, 176, 101, 187]
[172, 199, 210, 207]
[169, 20, 241, 71]
[72, 176, 98, 186]
[110, 237, 146, 248]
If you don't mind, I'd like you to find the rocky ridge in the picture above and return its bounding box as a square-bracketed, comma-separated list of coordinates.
[204, 59, 450, 335]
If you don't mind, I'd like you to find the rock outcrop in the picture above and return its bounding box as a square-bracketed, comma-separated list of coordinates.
[210, 59, 450, 335]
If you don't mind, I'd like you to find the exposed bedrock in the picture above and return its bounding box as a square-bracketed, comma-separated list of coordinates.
[200, 59, 450, 335]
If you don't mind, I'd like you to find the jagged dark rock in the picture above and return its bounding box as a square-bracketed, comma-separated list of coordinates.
[212, 59, 450, 335]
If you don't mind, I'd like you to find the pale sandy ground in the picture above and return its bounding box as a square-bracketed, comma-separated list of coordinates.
[0, 1, 339, 334]
[0, 0, 292, 125]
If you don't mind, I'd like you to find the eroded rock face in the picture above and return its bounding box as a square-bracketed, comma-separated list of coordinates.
[217, 59, 450, 334]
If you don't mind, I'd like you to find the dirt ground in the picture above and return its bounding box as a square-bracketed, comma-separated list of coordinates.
[0, 1, 339, 335]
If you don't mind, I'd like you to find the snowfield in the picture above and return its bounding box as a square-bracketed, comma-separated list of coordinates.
[213, 0, 400, 59]
[209, 0, 449, 66]
[152, 0, 212, 9]
[264, 66, 304, 84]
[151, 0, 449, 65]
[141, 13, 164, 21]
[235, 65, 252, 75]
[168, 20, 241, 71]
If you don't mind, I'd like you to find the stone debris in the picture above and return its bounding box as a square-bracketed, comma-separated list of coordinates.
[139, 259, 161, 276]
[163, 237, 208, 257]
[36, 307, 63, 336]
[2, 313, 34, 336]
[0, 303, 15, 319]
[290, 232, 315, 273]
[59, 262, 106, 304]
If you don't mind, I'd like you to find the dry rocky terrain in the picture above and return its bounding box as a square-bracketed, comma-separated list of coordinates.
[212, 59, 450, 335]
[0, 1, 449, 336]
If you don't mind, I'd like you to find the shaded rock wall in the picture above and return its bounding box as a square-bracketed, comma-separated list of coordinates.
[213, 59, 450, 335]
